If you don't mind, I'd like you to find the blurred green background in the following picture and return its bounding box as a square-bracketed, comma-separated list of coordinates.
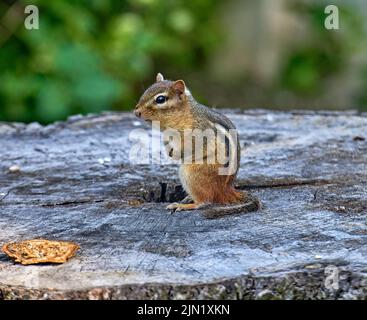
[0, 0, 366, 124]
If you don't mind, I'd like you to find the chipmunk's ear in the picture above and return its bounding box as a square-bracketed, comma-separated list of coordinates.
[172, 80, 186, 95]
[156, 73, 164, 82]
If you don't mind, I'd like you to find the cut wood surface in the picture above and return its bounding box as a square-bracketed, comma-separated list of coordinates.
[0, 110, 366, 299]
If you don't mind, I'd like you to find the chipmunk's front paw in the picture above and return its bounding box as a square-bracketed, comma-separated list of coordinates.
[180, 195, 194, 204]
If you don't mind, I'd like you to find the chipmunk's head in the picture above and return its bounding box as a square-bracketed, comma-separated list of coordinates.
[134, 73, 192, 128]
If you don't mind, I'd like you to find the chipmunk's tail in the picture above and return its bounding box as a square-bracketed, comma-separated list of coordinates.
[202, 192, 261, 219]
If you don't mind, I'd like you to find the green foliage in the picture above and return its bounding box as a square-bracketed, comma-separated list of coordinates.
[0, 0, 221, 123]
[281, 2, 365, 102]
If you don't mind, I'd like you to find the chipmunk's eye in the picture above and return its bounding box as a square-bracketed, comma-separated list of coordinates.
[155, 95, 167, 104]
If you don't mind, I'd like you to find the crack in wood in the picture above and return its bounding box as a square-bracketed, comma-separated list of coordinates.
[40, 199, 105, 207]
[236, 178, 341, 189]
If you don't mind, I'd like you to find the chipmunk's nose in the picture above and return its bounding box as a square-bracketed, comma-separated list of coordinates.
[134, 108, 142, 118]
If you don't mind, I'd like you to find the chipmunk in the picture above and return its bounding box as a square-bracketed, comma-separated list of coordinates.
[134, 73, 260, 218]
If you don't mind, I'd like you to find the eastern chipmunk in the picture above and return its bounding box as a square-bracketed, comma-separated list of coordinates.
[134, 73, 260, 218]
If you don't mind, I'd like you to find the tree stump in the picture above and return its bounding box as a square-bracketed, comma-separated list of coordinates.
[0, 110, 366, 299]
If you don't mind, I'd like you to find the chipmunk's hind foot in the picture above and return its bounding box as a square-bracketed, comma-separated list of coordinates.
[166, 202, 206, 213]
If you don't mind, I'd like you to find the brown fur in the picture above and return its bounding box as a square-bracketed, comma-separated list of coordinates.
[181, 164, 243, 204]
[135, 74, 260, 216]
[135, 80, 194, 131]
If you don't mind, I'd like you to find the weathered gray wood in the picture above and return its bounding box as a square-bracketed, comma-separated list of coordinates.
[0, 110, 366, 300]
